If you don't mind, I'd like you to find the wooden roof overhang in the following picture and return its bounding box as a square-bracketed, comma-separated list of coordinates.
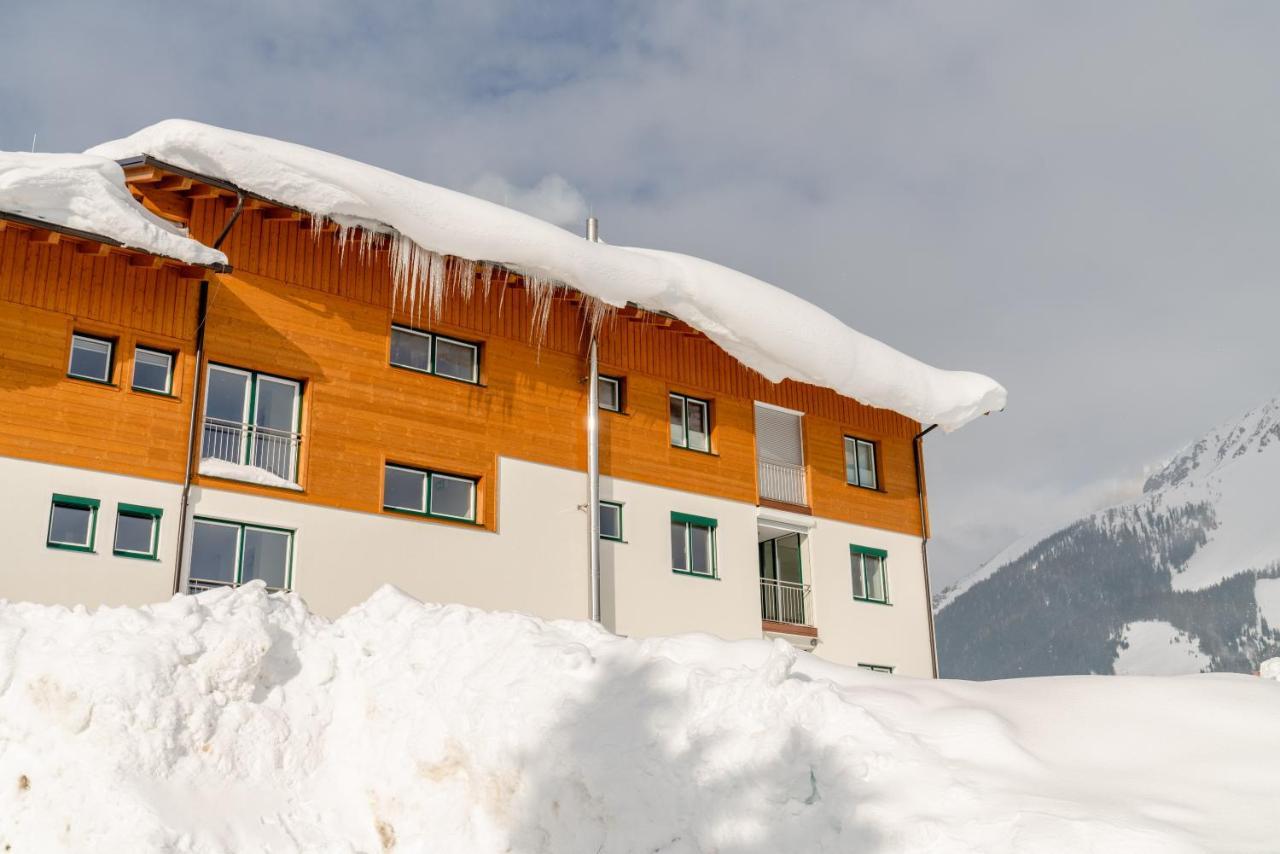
[0, 208, 230, 280]
[121, 156, 706, 338]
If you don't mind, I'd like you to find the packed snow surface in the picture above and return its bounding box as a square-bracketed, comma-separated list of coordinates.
[199, 457, 303, 491]
[88, 120, 1006, 431]
[1113, 621, 1211, 676]
[0, 152, 227, 267]
[1, 585, 1277, 853]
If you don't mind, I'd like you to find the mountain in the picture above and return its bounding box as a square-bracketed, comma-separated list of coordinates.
[935, 397, 1280, 679]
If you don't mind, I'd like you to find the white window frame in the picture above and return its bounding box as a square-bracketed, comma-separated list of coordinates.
[389, 325, 481, 384]
[851, 548, 889, 604]
[598, 376, 622, 412]
[68, 333, 113, 383]
[670, 392, 711, 452]
[599, 500, 623, 541]
[844, 436, 878, 490]
[187, 517, 294, 593]
[131, 346, 174, 394]
[389, 325, 433, 374]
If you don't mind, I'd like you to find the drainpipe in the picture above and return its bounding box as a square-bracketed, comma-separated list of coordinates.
[171, 192, 245, 595]
[913, 423, 940, 678]
[585, 216, 602, 622]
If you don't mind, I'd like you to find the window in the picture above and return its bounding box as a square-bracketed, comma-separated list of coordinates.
[68, 334, 113, 383]
[132, 347, 174, 394]
[600, 501, 623, 541]
[113, 503, 162, 560]
[671, 512, 717, 577]
[669, 393, 710, 452]
[597, 375, 622, 412]
[844, 437, 878, 489]
[851, 544, 889, 603]
[390, 325, 480, 384]
[202, 365, 302, 482]
[47, 494, 99, 552]
[189, 518, 292, 593]
[383, 464, 477, 522]
[858, 663, 894, 674]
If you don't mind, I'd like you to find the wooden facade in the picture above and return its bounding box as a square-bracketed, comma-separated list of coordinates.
[0, 167, 929, 541]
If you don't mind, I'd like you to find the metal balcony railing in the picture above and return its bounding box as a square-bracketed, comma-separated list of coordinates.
[760, 577, 813, 627]
[201, 418, 301, 483]
[758, 459, 807, 506]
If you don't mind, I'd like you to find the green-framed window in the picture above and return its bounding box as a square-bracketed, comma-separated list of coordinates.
[47, 494, 99, 552]
[383, 463, 478, 523]
[858, 663, 894, 674]
[844, 436, 878, 489]
[669, 392, 711, 452]
[851, 544, 889, 603]
[598, 375, 623, 412]
[389, 325, 481, 384]
[132, 346, 175, 395]
[202, 364, 302, 483]
[113, 503, 163, 560]
[600, 501, 623, 541]
[68, 333, 114, 384]
[189, 517, 293, 593]
[671, 511, 717, 578]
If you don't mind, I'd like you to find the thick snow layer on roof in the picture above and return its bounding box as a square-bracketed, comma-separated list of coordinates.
[0, 152, 227, 268]
[88, 120, 1006, 430]
[0, 583, 1277, 852]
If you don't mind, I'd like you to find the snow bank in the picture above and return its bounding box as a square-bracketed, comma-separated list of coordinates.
[1, 585, 1277, 853]
[0, 152, 227, 267]
[199, 457, 302, 491]
[87, 120, 1006, 431]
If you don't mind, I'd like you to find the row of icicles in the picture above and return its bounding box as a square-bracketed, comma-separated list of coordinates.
[307, 215, 615, 351]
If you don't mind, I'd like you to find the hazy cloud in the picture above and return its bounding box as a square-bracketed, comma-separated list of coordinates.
[465, 172, 589, 229]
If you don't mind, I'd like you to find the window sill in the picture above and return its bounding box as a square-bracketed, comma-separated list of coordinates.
[383, 505, 482, 527]
[47, 543, 94, 553]
[852, 597, 892, 606]
[389, 362, 486, 388]
[66, 373, 115, 388]
[601, 536, 626, 544]
[113, 551, 160, 561]
[672, 569, 719, 581]
[131, 386, 178, 399]
[846, 482, 884, 493]
[671, 444, 718, 457]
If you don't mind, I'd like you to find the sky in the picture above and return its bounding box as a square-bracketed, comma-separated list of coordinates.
[4, 1, 1280, 589]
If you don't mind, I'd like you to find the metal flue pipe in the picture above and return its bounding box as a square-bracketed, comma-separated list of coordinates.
[586, 216, 602, 623]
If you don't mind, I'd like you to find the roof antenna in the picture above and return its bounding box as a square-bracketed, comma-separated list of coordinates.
[30, 133, 37, 153]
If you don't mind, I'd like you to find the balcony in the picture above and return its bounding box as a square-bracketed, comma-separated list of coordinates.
[760, 576, 815, 636]
[201, 418, 301, 486]
[757, 459, 807, 508]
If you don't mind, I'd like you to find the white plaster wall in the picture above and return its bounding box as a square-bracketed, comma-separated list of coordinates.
[188, 457, 592, 621]
[0, 455, 179, 607]
[803, 516, 934, 676]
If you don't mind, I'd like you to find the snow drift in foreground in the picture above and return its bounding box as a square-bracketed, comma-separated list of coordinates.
[0, 585, 1276, 853]
[88, 120, 1005, 431]
[0, 152, 227, 267]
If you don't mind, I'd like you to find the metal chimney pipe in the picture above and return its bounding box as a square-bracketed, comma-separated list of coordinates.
[586, 216, 602, 623]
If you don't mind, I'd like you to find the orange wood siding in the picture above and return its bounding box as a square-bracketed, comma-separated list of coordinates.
[0, 227, 198, 481]
[185, 199, 926, 536]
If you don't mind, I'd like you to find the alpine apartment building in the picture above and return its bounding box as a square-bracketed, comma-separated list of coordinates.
[0, 124, 1005, 677]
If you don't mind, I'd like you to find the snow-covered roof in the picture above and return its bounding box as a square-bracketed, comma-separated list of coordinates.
[88, 120, 1006, 430]
[0, 151, 228, 268]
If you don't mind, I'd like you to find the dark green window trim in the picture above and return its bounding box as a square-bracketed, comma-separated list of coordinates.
[383, 463, 480, 524]
[189, 516, 295, 591]
[113, 503, 164, 560]
[850, 544, 890, 604]
[600, 500, 624, 541]
[671, 512, 718, 578]
[669, 392, 712, 452]
[390, 324, 482, 385]
[47, 494, 99, 553]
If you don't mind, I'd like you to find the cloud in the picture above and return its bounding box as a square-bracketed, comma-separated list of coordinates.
[464, 172, 588, 229]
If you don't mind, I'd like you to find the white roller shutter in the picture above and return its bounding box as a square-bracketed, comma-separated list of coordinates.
[754, 404, 804, 466]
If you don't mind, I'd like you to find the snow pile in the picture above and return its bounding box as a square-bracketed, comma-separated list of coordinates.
[199, 457, 302, 491]
[0, 152, 227, 267]
[88, 120, 1005, 431]
[1262, 658, 1280, 680]
[1, 585, 1277, 853]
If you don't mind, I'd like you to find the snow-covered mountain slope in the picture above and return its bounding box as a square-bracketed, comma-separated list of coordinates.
[0, 152, 227, 267]
[1, 583, 1278, 853]
[936, 397, 1280, 679]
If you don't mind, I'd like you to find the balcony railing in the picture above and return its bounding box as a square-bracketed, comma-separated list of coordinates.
[760, 577, 813, 627]
[758, 459, 807, 506]
[201, 418, 301, 483]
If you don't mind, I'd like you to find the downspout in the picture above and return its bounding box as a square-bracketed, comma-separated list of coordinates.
[585, 216, 602, 622]
[913, 423, 940, 678]
[171, 192, 244, 594]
